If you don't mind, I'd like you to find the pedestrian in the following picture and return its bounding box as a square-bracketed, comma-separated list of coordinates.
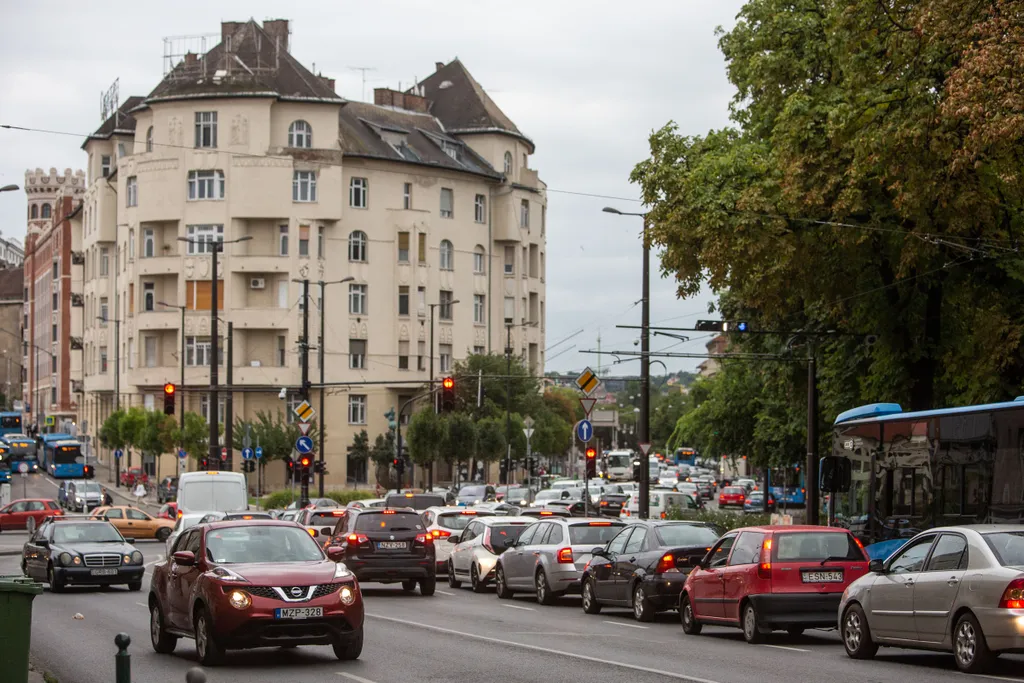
[101, 487, 113, 506]
[133, 482, 146, 504]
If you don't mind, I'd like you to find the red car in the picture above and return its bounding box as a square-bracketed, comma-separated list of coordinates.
[0, 499, 63, 532]
[157, 502, 178, 521]
[120, 467, 148, 487]
[717, 486, 746, 509]
[149, 520, 363, 665]
[679, 525, 869, 642]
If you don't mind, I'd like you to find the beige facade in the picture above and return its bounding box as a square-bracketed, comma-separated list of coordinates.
[78, 19, 547, 487]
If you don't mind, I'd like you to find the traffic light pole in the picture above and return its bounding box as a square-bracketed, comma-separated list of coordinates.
[299, 279, 310, 508]
[638, 220, 651, 520]
[318, 280, 326, 497]
[224, 322, 233, 472]
[208, 244, 220, 471]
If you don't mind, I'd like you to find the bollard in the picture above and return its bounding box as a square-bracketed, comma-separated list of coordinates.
[114, 633, 131, 683]
[185, 668, 207, 683]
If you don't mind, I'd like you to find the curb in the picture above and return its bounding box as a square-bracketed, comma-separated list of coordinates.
[0, 549, 23, 557]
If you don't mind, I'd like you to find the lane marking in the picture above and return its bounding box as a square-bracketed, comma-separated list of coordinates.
[761, 644, 809, 653]
[435, 590, 455, 596]
[336, 673, 380, 683]
[144, 557, 164, 567]
[974, 676, 1024, 683]
[602, 620, 648, 630]
[366, 613, 723, 683]
[502, 604, 535, 611]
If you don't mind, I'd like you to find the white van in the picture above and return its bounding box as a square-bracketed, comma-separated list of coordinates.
[175, 471, 248, 516]
[620, 491, 703, 519]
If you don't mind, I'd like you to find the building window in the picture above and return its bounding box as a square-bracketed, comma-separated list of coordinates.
[185, 224, 224, 254]
[417, 287, 426, 317]
[293, 171, 317, 202]
[144, 336, 157, 368]
[52, 355, 57, 374]
[473, 246, 485, 274]
[349, 177, 368, 208]
[143, 283, 155, 312]
[541, 205, 546, 236]
[418, 233, 427, 264]
[504, 246, 515, 275]
[397, 232, 409, 262]
[99, 297, 109, 323]
[349, 395, 367, 424]
[298, 225, 310, 257]
[145, 126, 153, 152]
[129, 229, 136, 261]
[349, 231, 367, 262]
[117, 142, 126, 158]
[439, 240, 454, 270]
[143, 229, 155, 258]
[317, 226, 324, 259]
[187, 170, 225, 200]
[349, 339, 366, 370]
[417, 341, 426, 371]
[504, 151, 513, 175]
[504, 296, 514, 322]
[349, 284, 367, 315]
[439, 290, 453, 321]
[520, 199, 530, 229]
[52, 324, 58, 342]
[439, 344, 452, 373]
[53, 262, 59, 279]
[398, 286, 409, 316]
[186, 336, 223, 366]
[277, 335, 287, 366]
[473, 295, 485, 324]
[194, 111, 218, 148]
[30, 205, 38, 220]
[51, 387, 57, 405]
[398, 341, 409, 370]
[278, 225, 288, 256]
[99, 346, 108, 373]
[41, 204, 52, 219]
[199, 395, 226, 425]
[403, 183, 412, 209]
[473, 345, 485, 355]
[474, 194, 486, 223]
[440, 188, 453, 218]
[126, 177, 138, 207]
[101, 155, 112, 178]
[100, 248, 109, 275]
[52, 292, 58, 310]
[288, 120, 312, 148]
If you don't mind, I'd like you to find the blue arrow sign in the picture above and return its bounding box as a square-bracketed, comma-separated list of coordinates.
[254, 446, 263, 460]
[178, 449, 187, 460]
[295, 436, 314, 454]
[114, 449, 123, 460]
[576, 419, 594, 443]
[241, 447, 254, 461]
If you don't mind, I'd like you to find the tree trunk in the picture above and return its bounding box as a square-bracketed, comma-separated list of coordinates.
[908, 284, 943, 411]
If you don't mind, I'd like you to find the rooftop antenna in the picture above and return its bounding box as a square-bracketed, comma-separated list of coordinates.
[348, 66, 377, 102]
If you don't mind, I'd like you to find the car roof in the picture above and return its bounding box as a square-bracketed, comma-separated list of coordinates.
[738, 525, 850, 533]
[926, 524, 1024, 534]
[204, 519, 299, 531]
[479, 516, 535, 525]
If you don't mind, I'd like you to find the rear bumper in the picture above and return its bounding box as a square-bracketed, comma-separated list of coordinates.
[548, 567, 584, 594]
[747, 592, 843, 628]
[643, 573, 689, 610]
[56, 566, 145, 585]
[348, 557, 434, 583]
[974, 607, 1024, 653]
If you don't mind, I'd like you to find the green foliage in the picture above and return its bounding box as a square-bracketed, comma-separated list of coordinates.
[172, 412, 209, 461]
[443, 413, 478, 465]
[98, 410, 129, 450]
[476, 417, 506, 463]
[348, 430, 371, 464]
[664, 506, 772, 532]
[260, 488, 379, 511]
[370, 432, 395, 465]
[136, 411, 176, 459]
[231, 411, 316, 464]
[323, 489, 379, 506]
[406, 409, 443, 467]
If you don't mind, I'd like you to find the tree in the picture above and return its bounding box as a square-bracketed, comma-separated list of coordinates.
[349, 429, 371, 464]
[120, 407, 147, 472]
[452, 353, 537, 419]
[230, 411, 317, 467]
[370, 431, 395, 465]
[98, 410, 128, 452]
[172, 411, 209, 465]
[476, 417, 505, 464]
[406, 409, 443, 469]
[136, 411, 176, 465]
[444, 412, 478, 483]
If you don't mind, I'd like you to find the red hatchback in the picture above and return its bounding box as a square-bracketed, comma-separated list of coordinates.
[718, 487, 746, 509]
[149, 520, 363, 665]
[0, 499, 62, 532]
[679, 525, 869, 642]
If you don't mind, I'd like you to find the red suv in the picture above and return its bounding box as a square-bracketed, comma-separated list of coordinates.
[149, 520, 363, 665]
[679, 525, 868, 642]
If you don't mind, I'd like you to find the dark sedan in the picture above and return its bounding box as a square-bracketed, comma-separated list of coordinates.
[743, 491, 776, 513]
[597, 493, 629, 518]
[580, 521, 721, 621]
[21, 518, 144, 592]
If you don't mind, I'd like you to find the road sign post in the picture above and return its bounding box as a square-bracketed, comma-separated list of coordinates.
[575, 419, 594, 443]
[638, 442, 652, 519]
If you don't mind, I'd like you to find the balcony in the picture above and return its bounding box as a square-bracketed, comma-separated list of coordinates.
[136, 310, 180, 332]
[231, 307, 292, 330]
[231, 365, 294, 386]
[516, 168, 540, 190]
[230, 255, 292, 274]
[136, 256, 181, 276]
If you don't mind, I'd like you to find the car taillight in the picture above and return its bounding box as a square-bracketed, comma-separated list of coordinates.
[655, 553, 678, 574]
[432, 529, 451, 539]
[757, 538, 772, 580]
[622, 509, 630, 516]
[415, 533, 432, 545]
[998, 578, 1024, 609]
[347, 533, 369, 545]
[557, 547, 573, 564]
[600, 501, 608, 506]
[307, 528, 316, 537]
[177, 510, 183, 519]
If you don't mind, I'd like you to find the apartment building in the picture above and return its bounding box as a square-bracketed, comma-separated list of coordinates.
[78, 19, 547, 485]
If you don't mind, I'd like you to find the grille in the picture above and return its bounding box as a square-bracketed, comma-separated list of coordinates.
[243, 586, 279, 599]
[312, 583, 339, 599]
[83, 553, 121, 568]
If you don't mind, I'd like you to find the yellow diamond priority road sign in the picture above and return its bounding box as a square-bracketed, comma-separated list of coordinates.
[293, 399, 316, 423]
[575, 367, 601, 396]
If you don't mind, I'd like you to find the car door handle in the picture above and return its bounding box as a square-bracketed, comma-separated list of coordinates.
[904, 578, 914, 586]
[947, 577, 959, 585]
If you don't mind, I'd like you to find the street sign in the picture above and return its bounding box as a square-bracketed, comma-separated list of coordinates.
[522, 427, 534, 441]
[177, 449, 187, 460]
[523, 415, 535, 429]
[114, 449, 123, 460]
[44, 416, 55, 426]
[295, 436, 314, 454]
[638, 442, 652, 456]
[220, 447, 228, 462]
[297, 422, 312, 436]
[575, 367, 601, 395]
[254, 446, 263, 460]
[17, 462, 28, 474]
[579, 397, 597, 417]
[576, 419, 594, 443]
[293, 400, 316, 423]
[241, 448, 254, 461]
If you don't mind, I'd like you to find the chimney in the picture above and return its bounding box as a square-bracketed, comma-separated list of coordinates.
[263, 19, 290, 53]
[320, 76, 336, 93]
[374, 88, 429, 114]
[435, 61, 445, 72]
[184, 52, 198, 66]
[221, 21, 242, 45]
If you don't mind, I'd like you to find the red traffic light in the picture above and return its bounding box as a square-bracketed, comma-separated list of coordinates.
[300, 456, 311, 467]
[163, 383, 175, 395]
[442, 377, 454, 390]
[586, 448, 597, 459]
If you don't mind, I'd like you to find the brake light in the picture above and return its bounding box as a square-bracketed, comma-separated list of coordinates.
[415, 533, 432, 545]
[998, 578, 1024, 609]
[588, 521, 611, 526]
[177, 510, 183, 519]
[404, 493, 414, 498]
[332, 510, 346, 516]
[539, 510, 554, 516]
[461, 510, 477, 515]
[655, 553, 678, 574]
[622, 509, 630, 517]
[431, 529, 451, 539]
[241, 515, 254, 520]
[757, 538, 772, 580]
[557, 547, 574, 563]
[660, 511, 667, 519]
[347, 533, 369, 545]
[382, 510, 395, 514]
[600, 502, 608, 506]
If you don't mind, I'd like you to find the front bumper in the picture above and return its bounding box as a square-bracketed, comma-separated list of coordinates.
[55, 565, 145, 586]
[974, 607, 1024, 653]
[211, 585, 364, 648]
[748, 592, 843, 628]
[348, 556, 434, 583]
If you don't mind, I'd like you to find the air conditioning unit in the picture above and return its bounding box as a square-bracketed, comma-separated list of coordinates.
[250, 277, 266, 290]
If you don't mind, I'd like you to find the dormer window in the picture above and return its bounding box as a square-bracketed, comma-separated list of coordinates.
[504, 151, 513, 175]
[440, 140, 460, 161]
[288, 120, 312, 148]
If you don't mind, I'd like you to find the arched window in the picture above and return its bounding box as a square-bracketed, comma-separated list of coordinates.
[348, 230, 367, 262]
[473, 245, 485, 274]
[145, 126, 153, 152]
[41, 204, 51, 219]
[288, 120, 312, 148]
[439, 240, 454, 270]
[30, 205, 38, 219]
[504, 151, 513, 175]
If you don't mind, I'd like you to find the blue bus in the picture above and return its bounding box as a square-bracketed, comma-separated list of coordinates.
[2, 431, 38, 473]
[0, 411, 22, 438]
[768, 465, 806, 506]
[0, 445, 10, 484]
[41, 438, 87, 479]
[832, 398, 1024, 542]
[674, 447, 699, 466]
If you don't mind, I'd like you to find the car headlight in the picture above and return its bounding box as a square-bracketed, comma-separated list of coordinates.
[339, 586, 356, 605]
[209, 566, 248, 582]
[130, 551, 143, 565]
[228, 590, 251, 610]
[59, 552, 73, 567]
[334, 562, 353, 580]
[123, 554, 132, 564]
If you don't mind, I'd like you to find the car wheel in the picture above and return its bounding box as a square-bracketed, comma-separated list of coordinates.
[332, 626, 363, 660]
[419, 577, 436, 596]
[128, 581, 142, 592]
[48, 565, 64, 593]
[156, 527, 171, 542]
[680, 594, 702, 635]
[495, 565, 514, 599]
[447, 561, 462, 589]
[194, 606, 224, 666]
[150, 601, 178, 654]
[633, 583, 654, 622]
[742, 602, 766, 644]
[841, 604, 877, 660]
[954, 612, 995, 674]
[582, 577, 602, 615]
[470, 564, 487, 593]
[402, 579, 417, 592]
[535, 569, 555, 606]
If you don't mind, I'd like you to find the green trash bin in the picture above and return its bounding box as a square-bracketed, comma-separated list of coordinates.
[0, 576, 43, 683]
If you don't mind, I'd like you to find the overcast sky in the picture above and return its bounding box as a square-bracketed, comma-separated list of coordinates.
[0, 0, 745, 377]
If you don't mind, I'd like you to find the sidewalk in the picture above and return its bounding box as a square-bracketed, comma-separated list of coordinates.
[0, 530, 27, 556]
[90, 458, 161, 512]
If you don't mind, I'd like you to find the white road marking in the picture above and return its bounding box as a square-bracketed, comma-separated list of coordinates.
[502, 604, 535, 611]
[135, 602, 147, 607]
[760, 644, 809, 653]
[435, 589, 455, 596]
[974, 676, 1024, 683]
[336, 673, 380, 683]
[144, 557, 164, 567]
[602, 620, 648, 630]
[367, 613, 723, 683]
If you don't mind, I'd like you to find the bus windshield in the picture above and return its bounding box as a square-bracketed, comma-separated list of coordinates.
[53, 444, 82, 464]
[0, 414, 21, 430]
[606, 454, 631, 469]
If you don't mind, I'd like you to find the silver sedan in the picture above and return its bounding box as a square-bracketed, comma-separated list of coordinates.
[839, 525, 1024, 674]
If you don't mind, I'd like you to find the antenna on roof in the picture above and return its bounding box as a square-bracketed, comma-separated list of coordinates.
[348, 66, 377, 102]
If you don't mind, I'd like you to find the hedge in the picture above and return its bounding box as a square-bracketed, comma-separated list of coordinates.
[260, 488, 378, 510]
[664, 506, 773, 531]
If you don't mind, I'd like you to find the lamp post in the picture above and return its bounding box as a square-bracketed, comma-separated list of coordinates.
[315, 277, 353, 496]
[0, 185, 19, 193]
[426, 299, 458, 489]
[603, 206, 651, 519]
[177, 235, 250, 469]
[159, 301, 187, 471]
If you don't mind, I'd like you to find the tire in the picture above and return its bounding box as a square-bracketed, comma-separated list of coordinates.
[954, 612, 995, 674]
[447, 561, 462, 589]
[156, 527, 171, 542]
[150, 601, 178, 654]
[402, 579, 417, 592]
[742, 601, 766, 644]
[581, 577, 602, 615]
[194, 606, 225, 666]
[419, 577, 436, 597]
[495, 565, 513, 599]
[333, 626, 363, 661]
[48, 565, 64, 593]
[632, 582, 654, 622]
[128, 581, 142, 592]
[680, 594, 702, 635]
[841, 604, 877, 660]
[787, 627, 805, 637]
[535, 569, 555, 606]
[471, 565, 487, 593]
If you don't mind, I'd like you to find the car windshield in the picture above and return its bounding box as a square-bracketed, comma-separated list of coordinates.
[458, 486, 488, 498]
[724, 487, 744, 495]
[656, 524, 719, 547]
[775, 532, 862, 561]
[503, 488, 530, 499]
[53, 523, 123, 544]
[205, 525, 324, 564]
[438, 512, 490, 530]
[176, 516, 202, 532]
[569, 523, 624, 545]
[984, 531, 1024, 566]
[384, 494, 444, 510]
[607, 454, 631, 468]
[78, 484, 102, 494]
[178, 480, 247, 513]
[355, 512, 424, 532]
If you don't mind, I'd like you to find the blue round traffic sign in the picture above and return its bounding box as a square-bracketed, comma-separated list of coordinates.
[254, 446, 263, 460]
[241, 447, 254, 461]
[295, 436, 314, 454]
[114, 449, 123, 460]
[575, 419, 594, 443]
[178, 449, 187, 460]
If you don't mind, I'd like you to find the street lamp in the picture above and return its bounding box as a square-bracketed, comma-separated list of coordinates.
[603, 206, 651, 519]
[0, 185, 19, 193]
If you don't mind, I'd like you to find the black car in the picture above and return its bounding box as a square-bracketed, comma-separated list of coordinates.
[597, 493, 629, 518]
[21, 518, 144, 592]
[325, 508, 436, 595]
[580, 521, 721, 621]
[383, 492, 447, 511]
[156, 476, 177, 504]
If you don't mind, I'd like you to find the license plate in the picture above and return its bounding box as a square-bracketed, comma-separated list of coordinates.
[377, 541, 406, 550]
[90, 568, 117, 576]
[801, 570, 843, 583]
[274, 607, 322, 619]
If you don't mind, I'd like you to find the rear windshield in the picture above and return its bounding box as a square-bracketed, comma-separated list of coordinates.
[458, 486, 488, 497]
[384, 494, 444, 510]
[355, 512, 424, 532]
[309, 512, 347, 527]
[724, 487, 745, 495]
[602, 494, 629, 503]
[178, 479, 247, 513]
[487, 524, 529, 545]
[984, 532, 1024, 566]
[569, 523, 624, 545]
[438, 512, 492, 530]
[655, 524, 720, 547]
[775, 532, 863, 561]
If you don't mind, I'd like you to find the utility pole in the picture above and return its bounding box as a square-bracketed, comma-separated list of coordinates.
[806, 348, 820, 525]
[299, 278, 310, 507]
[504, 320, 513, 488]
[225, 322, 234, 472]
[178, 306, 185, 472]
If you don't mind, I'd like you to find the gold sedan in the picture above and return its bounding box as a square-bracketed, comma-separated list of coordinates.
[90, 505, 175, 541]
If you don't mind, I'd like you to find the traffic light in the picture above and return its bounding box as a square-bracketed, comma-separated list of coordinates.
[393, 456, 406, 476]
[199, 457, 209, 471]
[84, 465, 94, 479]
[385, 408, 397, 430]
[313, 460, 328, 476]
[242, 460, 255, 473]
[440, 377, 455, 411]
[285, 458, 296, 482]
[585, 447, 597, 478]
[163, 383, 176, 415]
[632, 457, 643, 482]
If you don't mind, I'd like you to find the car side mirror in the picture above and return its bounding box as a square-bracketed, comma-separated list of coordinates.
[172, 550, 196, 566]
[326, 546, 346, 562]
[321, 527, 334, 538]
[447, 535, 461, 544]
[590, 546, 605, 557]
[126, 538, 136, 545]
[37, 539, 49, 548]
[868, 559, 886, 573]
